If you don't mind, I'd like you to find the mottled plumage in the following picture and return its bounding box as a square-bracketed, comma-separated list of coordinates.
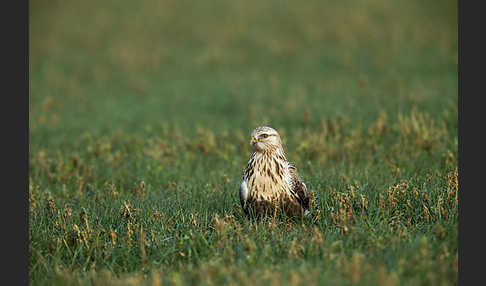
[240, 126, 311, 218]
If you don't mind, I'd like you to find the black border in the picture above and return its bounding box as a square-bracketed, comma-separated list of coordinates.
[4, 0, 29, 284]
[26, 0, 30, 282]
[458, 0, 482, 285]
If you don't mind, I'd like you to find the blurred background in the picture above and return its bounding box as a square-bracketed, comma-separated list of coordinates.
[29, 2, 458, 284]
[29, 0, 457, 146]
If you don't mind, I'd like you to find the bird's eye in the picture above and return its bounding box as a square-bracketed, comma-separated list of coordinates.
[260, 134, 268, 139]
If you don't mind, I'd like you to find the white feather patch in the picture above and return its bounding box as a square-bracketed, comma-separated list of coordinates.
[240, 179, 249, 203]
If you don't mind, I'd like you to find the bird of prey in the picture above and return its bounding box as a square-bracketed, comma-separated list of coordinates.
[239, 126, 311, 218]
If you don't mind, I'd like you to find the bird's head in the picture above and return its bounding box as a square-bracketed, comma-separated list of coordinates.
[250, 126, 283, 153]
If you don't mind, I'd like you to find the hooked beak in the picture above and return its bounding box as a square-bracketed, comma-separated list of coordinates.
[250, 136, 258, 145]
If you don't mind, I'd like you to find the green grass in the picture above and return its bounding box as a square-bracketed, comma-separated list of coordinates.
[29, 0, 457, 285]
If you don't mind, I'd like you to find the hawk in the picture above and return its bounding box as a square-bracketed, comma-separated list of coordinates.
[239, 126, 311, 218]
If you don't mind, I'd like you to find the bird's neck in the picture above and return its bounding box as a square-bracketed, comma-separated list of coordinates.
[250, 147, 286, 162]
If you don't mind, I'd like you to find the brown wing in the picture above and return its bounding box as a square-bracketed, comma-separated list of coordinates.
[287, 163, 310, 210]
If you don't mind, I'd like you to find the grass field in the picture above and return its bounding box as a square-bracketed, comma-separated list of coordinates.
[29, 0, 458, 285]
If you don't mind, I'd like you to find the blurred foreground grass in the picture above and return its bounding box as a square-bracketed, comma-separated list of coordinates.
[29, 0, 457, 285]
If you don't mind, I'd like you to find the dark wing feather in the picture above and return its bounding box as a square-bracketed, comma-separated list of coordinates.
[287, 162, 310, 210]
